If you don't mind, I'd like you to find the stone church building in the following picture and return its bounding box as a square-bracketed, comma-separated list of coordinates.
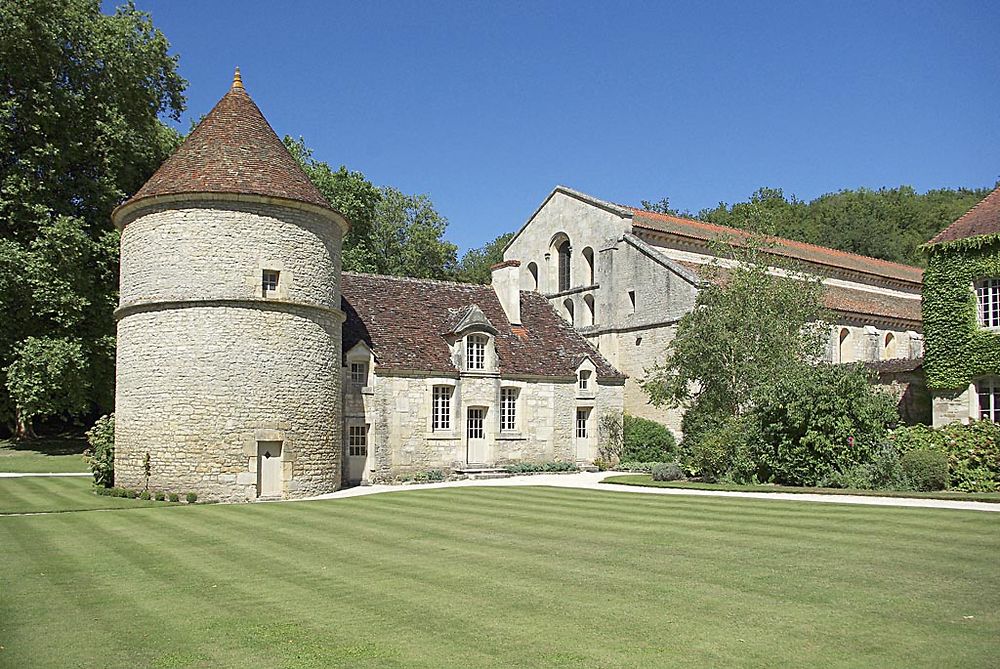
[112, 73, 624, 502]
[502, 187, 926, 433]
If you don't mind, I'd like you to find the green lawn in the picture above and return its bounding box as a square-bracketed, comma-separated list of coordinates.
[0, 437, 88, 473]
[602, 474, 1000, 502]
[0, 477, 171, 515]
[1, 486, 998, 668]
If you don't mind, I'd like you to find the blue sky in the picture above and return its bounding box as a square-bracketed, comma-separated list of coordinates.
[115, 1, 998, 254]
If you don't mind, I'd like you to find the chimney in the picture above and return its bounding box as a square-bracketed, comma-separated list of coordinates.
[491, 260, 521, 326]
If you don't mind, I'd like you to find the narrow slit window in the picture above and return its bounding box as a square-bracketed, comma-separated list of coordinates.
[628, 290, 636, 313]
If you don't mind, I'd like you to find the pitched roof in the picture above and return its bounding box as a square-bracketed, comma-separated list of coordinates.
[630, 208, 923, 285]
[927, 185, 1000, 245]
[341, 273, 623, 380]
[119, 71, 334, 215]
[674, 261, 922, 325]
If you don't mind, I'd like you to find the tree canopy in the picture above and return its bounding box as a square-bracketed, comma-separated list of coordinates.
[645, 185, 994, 267]
[0, 0, 186, 436]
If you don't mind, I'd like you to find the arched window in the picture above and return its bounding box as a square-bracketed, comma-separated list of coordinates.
[527, 262, 539, 291]
[839, 328, 852, 363]
[884, 333, 897, 359]
[584, 294, 595, 326]
[582, 247, 595, 285]
[564, 298, 574, 325]
[558, 240, 571, 292]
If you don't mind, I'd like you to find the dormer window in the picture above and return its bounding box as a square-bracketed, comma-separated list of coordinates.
[579, 370, 591, 391]
[976, 279, 1000, 328]
[467, 334, 487, 370]
[262, 269, 279, 295]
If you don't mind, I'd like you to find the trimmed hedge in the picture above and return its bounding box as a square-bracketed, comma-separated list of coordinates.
[901, 449, 949, 491]
[621, 415, 676, 463]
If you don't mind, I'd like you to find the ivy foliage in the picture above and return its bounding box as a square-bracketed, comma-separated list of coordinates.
[922, 240, 1000, 390]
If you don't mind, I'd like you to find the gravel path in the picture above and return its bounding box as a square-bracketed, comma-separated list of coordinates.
[301, 471, 1000, 513]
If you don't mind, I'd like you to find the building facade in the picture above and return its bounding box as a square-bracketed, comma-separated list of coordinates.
[503, 187, 926, 435]
[922, 185, 1000, 427]
[113, 74, 624, 502]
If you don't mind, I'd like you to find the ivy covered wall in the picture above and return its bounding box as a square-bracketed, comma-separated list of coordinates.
[923, 236, 1000, 390]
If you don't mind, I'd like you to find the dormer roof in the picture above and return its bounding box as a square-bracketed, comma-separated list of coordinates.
[114, 69, 337, 224]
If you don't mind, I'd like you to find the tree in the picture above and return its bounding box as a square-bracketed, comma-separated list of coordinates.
[0, 0, 186, 436]
[285, 137, 459, 279]
[641, 212, 829, 436]
[370, 187, 458, 279]
[453, 232, 514, 284]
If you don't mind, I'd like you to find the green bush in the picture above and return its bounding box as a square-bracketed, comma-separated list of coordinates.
[651, 462, 685, 481]
[889, 421, 1000, 492]
[413, 469, 446, 482]
[185, 492, 198, 504]
[83, 414, 115, 488]
[688, 417, 760, 483]
[752, 364, 899, 486]
[504, 461, 579, 474]
[168, 492, 179, 503]
[824, 442, 910, 490]
[138, 491, 151, 500]
[615, 461, 663, 473]
[622, 415, 677, 463]
[900, 449, 949, 491]
[127, 489, 139, 499]
[154, 491, 166, 501]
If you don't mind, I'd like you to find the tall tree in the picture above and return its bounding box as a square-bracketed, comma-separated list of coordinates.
[0, 0, 186, 437]
[453, 232, 514, 284]
[286, 136, 458, 279]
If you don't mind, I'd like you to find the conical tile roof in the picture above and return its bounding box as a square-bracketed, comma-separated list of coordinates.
[119, 70, 334, 215]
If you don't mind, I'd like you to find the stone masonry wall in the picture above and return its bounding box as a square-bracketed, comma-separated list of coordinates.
[115, 199, 343, 501]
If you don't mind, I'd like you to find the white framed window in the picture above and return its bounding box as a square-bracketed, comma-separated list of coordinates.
[466, 334, 487, 370]
[576, 408, 590, 439]
[578, 370, 591, 391]
[499, 387, 518, 432]
[432, 385, 452, 431]
[976, 279, 1000, 328]
[977, 378, 1000, 421]
[262, 269, 279, 294]
[350, 362, 367, 386]
[348, 424, 368, 456]
[468, 407, 485, 439]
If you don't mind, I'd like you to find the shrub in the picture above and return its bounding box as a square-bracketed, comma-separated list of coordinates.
[138, 491, 151, 500]
[901, 449, 949, 491]
[824, 442, 910, 491]
[83, 414, 115, 488]
[504, 461, 578, 474]
[752, 364, 899, 486]
[688, 417, 760, 483]
[889, 421, 1000, 492]
[154, 491, 166, 501]
[168, 492, 179, 502]
[597, 411, 624, 466]
[127, 489, 139, 499]
[621, 415, 677, 463]
[615, 461, 663, 473]
[651, 462, 685, 481]
[185, 492, 198, 504]
[413, 469, 445, 482]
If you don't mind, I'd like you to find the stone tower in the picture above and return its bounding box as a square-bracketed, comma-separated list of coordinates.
[112, 70, 348, 502]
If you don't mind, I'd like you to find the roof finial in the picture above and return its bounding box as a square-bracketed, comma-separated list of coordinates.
[232, 67, 244, 90]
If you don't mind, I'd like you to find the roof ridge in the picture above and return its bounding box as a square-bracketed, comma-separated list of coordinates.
[343, 271, 490, 289]
[627, 206, 922, 273]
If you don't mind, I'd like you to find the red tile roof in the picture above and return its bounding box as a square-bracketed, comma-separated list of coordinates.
[341, 273, 623, 380]
[674, 261, 922, 325]
[927, 185, 1000, 245]
[629, 208, 923, 285]
[119, 75, 334, 215]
